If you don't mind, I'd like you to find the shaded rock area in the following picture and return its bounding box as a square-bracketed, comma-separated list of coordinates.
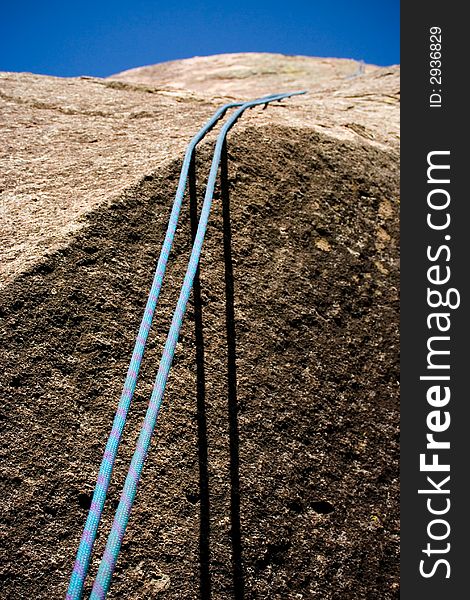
[0, 54, 399, 599]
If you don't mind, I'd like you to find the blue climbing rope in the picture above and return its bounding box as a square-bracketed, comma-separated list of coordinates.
[66, 91, 298, 599]
[88, 90, 306, 600]
[66, 99, 249, 600]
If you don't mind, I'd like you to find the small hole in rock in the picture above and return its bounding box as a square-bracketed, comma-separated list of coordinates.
[10, 374, 24, 388]
[311, 500, 334, 514]
[78, 492, 92, 510]
[185, 491, 200, 504]
[45, 504, 57, 516]
[288, 500, 304, 514]
[12, 299, 24, 311]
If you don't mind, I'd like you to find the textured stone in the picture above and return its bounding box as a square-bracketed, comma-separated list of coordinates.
[1, 53, 398, 287]
[0, 53, 399, 599]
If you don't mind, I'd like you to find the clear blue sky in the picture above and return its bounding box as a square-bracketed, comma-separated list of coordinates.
[1, 1, 399, 78]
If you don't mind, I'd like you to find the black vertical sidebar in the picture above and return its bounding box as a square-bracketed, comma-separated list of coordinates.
[401, 4, 467, 599]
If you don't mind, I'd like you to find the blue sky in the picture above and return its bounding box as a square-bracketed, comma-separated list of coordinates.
[1, 1, 399, 78]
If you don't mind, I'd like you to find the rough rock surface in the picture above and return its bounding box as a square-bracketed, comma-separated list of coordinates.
[0, 53, 399, 599]
[1, 53, 398, 287]
[110, 53, 379, 97]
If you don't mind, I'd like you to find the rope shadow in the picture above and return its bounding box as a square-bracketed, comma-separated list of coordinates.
[189, 153, 212, 600]
[221, 141, 245, 600]
[189, 143, 245, 600]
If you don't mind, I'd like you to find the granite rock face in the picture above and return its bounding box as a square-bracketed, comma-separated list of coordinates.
[1, 53, 398, 286]
[0, 54, 399, 599]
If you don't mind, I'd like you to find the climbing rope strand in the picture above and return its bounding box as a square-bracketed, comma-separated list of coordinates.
[89, 90, 306, 600]
[66, 92, 289, 600]
[65, 99, 253, 600]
